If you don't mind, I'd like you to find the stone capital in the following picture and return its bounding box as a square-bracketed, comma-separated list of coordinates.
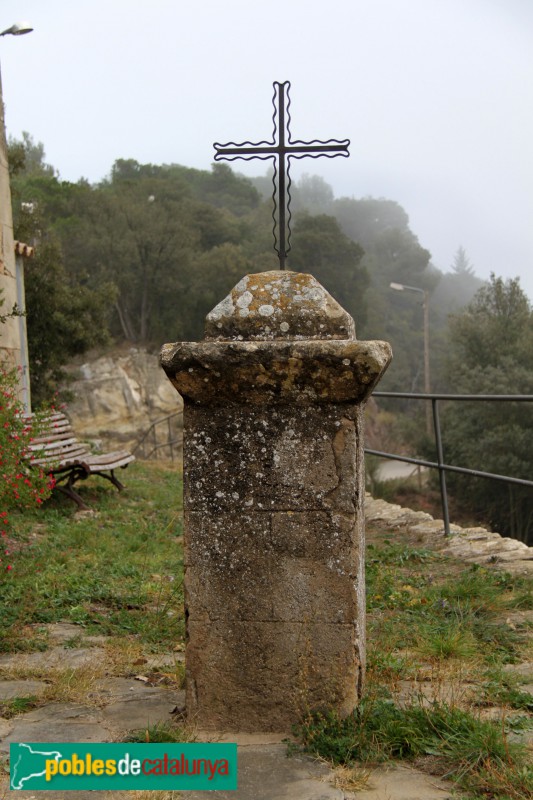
[160, 339, 391, 406]
[160, 271, 392, 406]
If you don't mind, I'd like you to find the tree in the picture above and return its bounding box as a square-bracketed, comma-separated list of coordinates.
[431, 249, 483, 319]
[452, 245, 475, 277]
[89, 164, 253, 344]
[332, 197, 410, 251]
[24, 233, 114, 406]
[257, 191, 441, 396]
[8, 136, 115, 404]
[360, 227, 435, 395]
[179, 243, 254, 340]
[429, 250, 485, 391]
[8, 131, 55, 179]
[81, 180, 196, 344]
[291, 174, 334, 216]
[442, 274, 533, 543]
[169, 162, 261, 217]
[289, 213, 368, 325]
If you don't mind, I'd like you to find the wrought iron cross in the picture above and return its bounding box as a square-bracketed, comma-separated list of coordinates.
[214, 81, 350, 270]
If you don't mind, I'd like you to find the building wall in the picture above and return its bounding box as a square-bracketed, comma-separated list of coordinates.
[0, 72, 23, 376]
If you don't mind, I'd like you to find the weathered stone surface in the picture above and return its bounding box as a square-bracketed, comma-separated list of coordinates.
[0, 703, 108, 752]
[0, 647, 106, 672]
[161, 271, 390, 731]
[183, 405, 360, 515]
[357, 764, 454, 800]
[39, 621, 107, 646]
[182, 403, 366, 728]
[0, 717, 13, 739]
[99, 687, 178, 731]
[364, 493, 533, 573]
[186, 620, 360, 732]
[0, 680, 48, 700]
[204, 270, 355, 341]
[161, 271, 391, 409]
[185, 540, 360, 625]
[502, 661, 533, 680]
[181, 743, 345, 800]
[0, 682, 184, 754]
[181, 397, 366, 730]
[0, 789, 130, 800]
[271, 511, 358, 564]
[66, 347, 182, 451]
[161, 338, 391, 406]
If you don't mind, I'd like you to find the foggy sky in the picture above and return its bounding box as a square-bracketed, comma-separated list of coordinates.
[1, 0, 532, 299]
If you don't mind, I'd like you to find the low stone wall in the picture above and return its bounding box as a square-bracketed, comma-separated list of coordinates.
[365, 494, 533, 574]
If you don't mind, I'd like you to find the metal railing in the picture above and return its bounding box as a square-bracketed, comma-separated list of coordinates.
[366, 392, 533, 536]
[133, 412, 183, 461]
[135, 393, 533, 539]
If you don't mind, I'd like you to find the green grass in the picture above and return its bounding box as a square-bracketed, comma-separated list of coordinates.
[476, 672, 533, 712]
[2, 466, 531, 797]
[296, 699, 532, 799]
[0, 695, 40, 718]
[297, 698, 520, 764]
[0, 462, 184, 653]
[415, 621, 478, 661]
[124, 720, 192, 744]
[366, 541, 531, 667]
[362, 537, 532, 798]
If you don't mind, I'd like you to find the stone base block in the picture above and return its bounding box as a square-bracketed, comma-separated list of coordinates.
[186, 620, 362, 732]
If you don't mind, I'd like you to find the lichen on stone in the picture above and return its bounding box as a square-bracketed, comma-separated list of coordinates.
[204, 270, 356, 341]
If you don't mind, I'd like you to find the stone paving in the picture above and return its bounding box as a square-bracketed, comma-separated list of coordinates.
[0, 667, 182, 754]
[0, 497, 531, 799]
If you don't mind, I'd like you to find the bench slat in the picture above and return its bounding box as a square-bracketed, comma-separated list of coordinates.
[81, 453, 135, 472]
[29, 431, 74, 446]
[29, 449, 91, 464]
[31, 451, 92, 469]
[24, 411, 135, 508]
[27, 437, 81, 452]
[30, 424, 73, 439]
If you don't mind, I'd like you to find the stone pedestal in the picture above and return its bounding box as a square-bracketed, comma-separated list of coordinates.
[160, 271, 391, 732]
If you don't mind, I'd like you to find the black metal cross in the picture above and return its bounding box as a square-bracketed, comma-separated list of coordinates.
[214, 81, 350, 270]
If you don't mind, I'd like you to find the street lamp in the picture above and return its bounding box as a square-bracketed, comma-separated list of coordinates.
[0, 22, 33, 37]
[390, 281, 432, 435]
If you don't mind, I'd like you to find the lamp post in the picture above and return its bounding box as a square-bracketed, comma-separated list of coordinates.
[390, 281, 431, 435]
[0, 22, 33, 37]
[0, 22, 33, 411]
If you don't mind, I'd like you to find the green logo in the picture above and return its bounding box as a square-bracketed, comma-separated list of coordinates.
[10, 742, 237, 790]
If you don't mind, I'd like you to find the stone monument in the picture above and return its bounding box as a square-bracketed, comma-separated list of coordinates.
[160, 269, 391, 731]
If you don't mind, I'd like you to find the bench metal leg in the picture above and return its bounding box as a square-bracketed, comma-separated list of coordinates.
[52, 466, 128, 509]
[95, 470, 126, 492]
[56, 481, 90, 510]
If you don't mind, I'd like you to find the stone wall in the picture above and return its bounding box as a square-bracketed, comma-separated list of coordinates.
[0, 77, 19, 375]
[365, 494, 533, 575]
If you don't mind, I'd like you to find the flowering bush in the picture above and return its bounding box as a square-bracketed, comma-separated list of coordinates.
[0, 363, 55, 573]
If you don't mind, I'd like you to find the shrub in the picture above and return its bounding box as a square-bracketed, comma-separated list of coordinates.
[0, 362, 55, 573]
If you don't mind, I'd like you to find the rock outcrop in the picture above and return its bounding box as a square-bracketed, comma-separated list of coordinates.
[65, 348, 183, 453]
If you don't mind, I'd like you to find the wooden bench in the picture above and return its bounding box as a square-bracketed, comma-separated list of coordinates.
[26, 411, 135, 509]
